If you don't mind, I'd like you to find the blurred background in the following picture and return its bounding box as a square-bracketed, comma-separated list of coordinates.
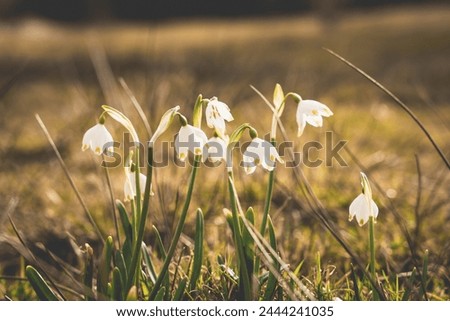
[0, 0, 449, 298]
[0, 0, 446, 21]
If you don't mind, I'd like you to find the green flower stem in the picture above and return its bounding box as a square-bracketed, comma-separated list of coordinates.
[126, 146, 154, 294]
[149, 155, 201, 300]
[102, 155, 121, 249]
[228, 171, 252, 300]
[130, 200, 137, 243]
[261, 168, 275, 237]
[133, 148, 143, 292]
[140, 147, 154, 231]
[134, 148, 142, 230]
[369, 216, 379, 300]
[254, 139, 276, 276]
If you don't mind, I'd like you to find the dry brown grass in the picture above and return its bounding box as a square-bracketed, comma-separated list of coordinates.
[0, 4, 449, 299]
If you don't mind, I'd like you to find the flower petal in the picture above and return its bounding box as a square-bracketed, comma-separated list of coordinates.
[175, 125, 208, 160]
[305, 114, 323, 128]
[124, 180, 134, 202]
[296, 100, 333, 136]
[150, 106, 180, 144]
[370, 199, 379, 219]
[205, 104, 215, 128]
[349, 174, 379, 226]
[178, 148, 189, 161]
[260, 159, 275, 172]
[215, 101, 234, 121]
[270, 145, 284, 164]
[191, 126, 208, 146]
[260, 140, 282, 171]
[82, 124, 114, 155]
[209, 116, 226, 136]
[296, 107, 307, 136]
[349, 193, 364, 221]
[243, 138, 283, 173]
[349, 193, 373, 226]
[205, 98, 233, 135]
[124, 172, 150, 201]
[243, 153, 256, 175]
[207, 136, 227, 163]
[299, 100, 333, 117]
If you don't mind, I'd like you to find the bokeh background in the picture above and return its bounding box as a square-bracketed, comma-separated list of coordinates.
[0, 0, 449, 298]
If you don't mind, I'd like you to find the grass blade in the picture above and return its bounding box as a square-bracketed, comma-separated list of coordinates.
[169, 247, 186, 300]
[174, 277, 188, 301]
[228, 172, 252, 300]
[149, 155, 201, 300]
[262, 216, 278, 301]
[315, 252, 323, 300]
[243, 207, 255, 278]
[126, 146, 154, 295]
[324, 48, 449, 170]
[189, 208, 204, 291]
[152, 225, 171, 299]
[402, 268, 417, 301]
[224, 209, 234, 235]
[7, 203, 66, 300]
[141, 243, 157, 284]
[112, 267, 124, 300]
[116, 200, 133, 241]
[228, 176, 311, 300]
[119, 77, 152, 137]
[419, 250, 429, 300]
[25, 266, 59, 301]
[82, 244, 95, 300]
[0, 62, 26, 99]
[116, 200, 133, 269]
[98, 236, 114, 296]
[289, 260, 305, 291]
[115, 251, 128, 295]
[350, 264, 361, 301]
[154, 287, 166, 301]
[102, 158, 120, 249]
[256, 156, 275, 275]
[35, 114, 104, 242]
[153, 225, 167, 260]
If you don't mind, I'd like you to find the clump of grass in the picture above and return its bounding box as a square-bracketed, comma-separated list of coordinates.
[3, 66, 444, 301]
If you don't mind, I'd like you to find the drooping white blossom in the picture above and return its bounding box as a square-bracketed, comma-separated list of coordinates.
[205, 97, 234, 137]
[349, 172, 379, 226]
[296, 100, 333, 136]
[81, 123, 114, 155]
[124, 171, 153, 202]
[243, 138, 283, 174]
[206, 136, 229, 163]
[174, 125, 208, 162]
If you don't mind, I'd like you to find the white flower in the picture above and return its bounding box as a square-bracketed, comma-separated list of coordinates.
[81, 123, 114, 155]
[124, 171, 152, 202]
[150, 106, 180, 144]
[349, 173, 379, 226]
[205, 97, 234, 136]
[174, 125, 208, 161]
[296, 100, 333, 136]
[242, 138, 283, 174]
[206, 136, 229, 163]
[349, 194, 379, 226]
